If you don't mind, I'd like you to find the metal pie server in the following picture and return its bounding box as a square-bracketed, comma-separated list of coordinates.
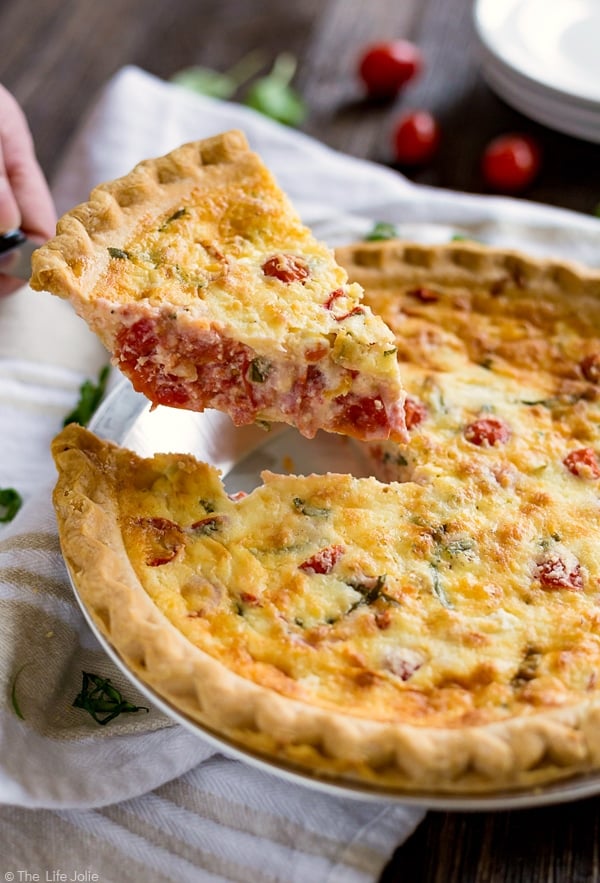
[0, 229, 40, 282]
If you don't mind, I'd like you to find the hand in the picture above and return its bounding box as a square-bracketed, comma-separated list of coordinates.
[0, 85, 56, 295]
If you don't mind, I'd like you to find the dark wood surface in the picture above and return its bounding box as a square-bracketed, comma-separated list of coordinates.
[2, 1, 600, 880]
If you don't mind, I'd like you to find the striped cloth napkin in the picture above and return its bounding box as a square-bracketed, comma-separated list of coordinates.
[2, 64, 600, 882]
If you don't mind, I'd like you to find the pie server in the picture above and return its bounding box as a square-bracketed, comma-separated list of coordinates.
[0, 229, 40, 282]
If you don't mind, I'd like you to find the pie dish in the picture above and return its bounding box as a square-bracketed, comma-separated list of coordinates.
[29, 131, 405, 443]
[51, 237, 600, 796]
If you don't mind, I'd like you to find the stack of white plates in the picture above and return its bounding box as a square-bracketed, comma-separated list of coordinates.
[473, 0, 600, 143]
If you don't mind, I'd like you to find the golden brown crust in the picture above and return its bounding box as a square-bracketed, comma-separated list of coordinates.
[336, 238, 600, 299]
[30, 131, 256, 300]
[52, 422, 600, 795]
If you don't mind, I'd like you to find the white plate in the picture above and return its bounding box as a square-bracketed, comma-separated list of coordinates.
[477, 44, 600, 143]
[474, 0, 600, 105]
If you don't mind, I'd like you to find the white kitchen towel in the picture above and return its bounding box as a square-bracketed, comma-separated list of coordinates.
[1, 63, 600, 882]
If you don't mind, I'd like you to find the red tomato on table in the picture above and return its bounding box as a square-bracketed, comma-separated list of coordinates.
[481, 134, 541, 193]
[392, 110, 441, 165]
[358, 40, 423, 100]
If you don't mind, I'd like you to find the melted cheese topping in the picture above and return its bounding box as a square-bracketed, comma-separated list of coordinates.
[101, 241, 600, 731]
[113, 445, 600, 730]
[356, 261, 600, 485]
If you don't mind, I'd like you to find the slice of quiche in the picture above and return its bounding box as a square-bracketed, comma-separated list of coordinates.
[52, 423, 600, 794]
[30, 131, 406, 442]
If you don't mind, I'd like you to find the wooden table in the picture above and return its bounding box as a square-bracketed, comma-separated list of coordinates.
[2, 1, 600, 880]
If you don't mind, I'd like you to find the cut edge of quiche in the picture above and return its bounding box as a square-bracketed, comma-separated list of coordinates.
[30, 130, 406, 443]
[51, 423, 600, 795]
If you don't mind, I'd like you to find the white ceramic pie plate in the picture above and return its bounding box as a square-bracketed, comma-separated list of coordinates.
[474, 0, 600, 142]
[68, 377, 600, 810]
[474, 0, 600, 105]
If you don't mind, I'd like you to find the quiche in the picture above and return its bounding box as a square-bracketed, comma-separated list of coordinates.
[29, 131, 406, 443]
[53, 412, 600, 794]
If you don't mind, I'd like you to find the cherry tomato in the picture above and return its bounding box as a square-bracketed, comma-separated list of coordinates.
[262, 253, 310, 283]
[563, 447, 600, 479]
[299, 544, 345, 575]
[404, 396, 427, 430]
[464, 416, 511, 447]
[393, 111, 441, 165]
[481, 134, 541, 193]
[358, 40, 423, 100]
[535, 554, 583, 591]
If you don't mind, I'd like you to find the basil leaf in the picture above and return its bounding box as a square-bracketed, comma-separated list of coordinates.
[430, 562, 453, 608]
[249, 357, 271, 383]
[244, 54, 306, 127]
[0, 487, 22, 523]
[73, 671, 149, 726]
[107, 247, 130, 260]
[364, 222, 399, 241]
[293, 498, 330, 517]
[63, 365, 110, 428]
[10, 663, 28, 719]
[170, 51, 265, 99]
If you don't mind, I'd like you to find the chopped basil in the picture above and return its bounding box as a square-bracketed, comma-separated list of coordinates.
[72, 671, 149, 725]
[159, 208, 189, 232]
[430, 562, 453, 608]
[479, 357, 494, 370]
[445, 538, 475, 556]
[293, 498, 330, 517]
[192, 516, 222, 535]
[521, 397, 556, 407]
[450, 233, 481, 243]
[364, 222, 399, 242]
[0, 488, 22, 523]
[539, 533, 562, 550]
[199, 498, 216, 514]
[383, 450, 408, 467]
[384, 347, 397, 356]
[107, 247, 131, 260]
[512, 646, 541, 686]
[165, 208, 187, 224]
[346, 575, 399, 613]
[520, 394, 583, 409]
[249, 357, 271, 383]
[63, 365, 110, 427]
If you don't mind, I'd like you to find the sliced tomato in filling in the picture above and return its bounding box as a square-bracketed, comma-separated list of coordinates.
[115, 318, 268, 421]
[114, 316, 403, 439]
[334, 392, 397, 439]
